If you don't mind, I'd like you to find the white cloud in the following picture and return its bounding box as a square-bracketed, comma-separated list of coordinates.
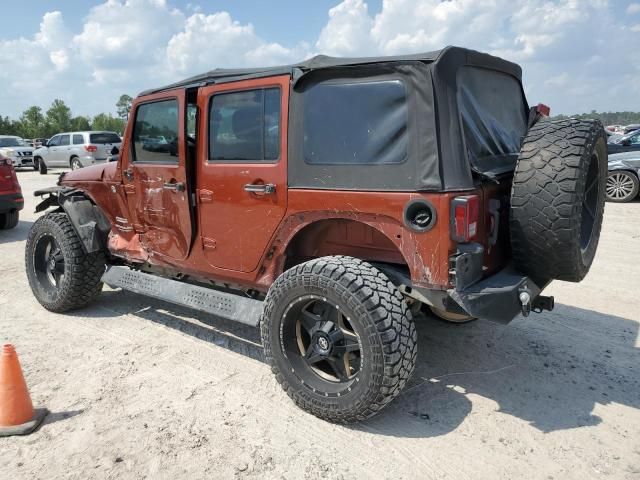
[628, 3, 640, 14]
[0, 0, 637, 118]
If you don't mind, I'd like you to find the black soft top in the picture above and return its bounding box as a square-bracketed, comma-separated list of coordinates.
[139, 46, 522, 97]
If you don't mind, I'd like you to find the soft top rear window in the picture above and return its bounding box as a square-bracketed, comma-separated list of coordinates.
[90, 132, 121, 144]
[458, 66, 527, 175]
[303, 79, 408, 165]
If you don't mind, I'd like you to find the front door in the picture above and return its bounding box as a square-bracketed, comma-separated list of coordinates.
[122, 90, 193, 261]
[197, 76, 289, 272]
[45, 135, 62, 166]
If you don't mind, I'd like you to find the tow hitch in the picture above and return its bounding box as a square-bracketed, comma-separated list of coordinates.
[519, 292, 555, 317]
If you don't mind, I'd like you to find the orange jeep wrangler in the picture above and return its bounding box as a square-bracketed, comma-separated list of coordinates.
[27, 46, 607, 422]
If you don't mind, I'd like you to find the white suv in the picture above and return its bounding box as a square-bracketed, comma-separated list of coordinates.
[0, 136, 35, 169]
[34, 131, 121, 173]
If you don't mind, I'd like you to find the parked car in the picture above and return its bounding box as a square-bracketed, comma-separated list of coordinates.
[623, 124, 640, 135]
[607, 151, 640, 202]
[27, 46, 607, 423]
[0, 136, 34, 169]
[0, 154, 24, 229]
[33, 131, 122, 173]
[607, 129, 640, 155]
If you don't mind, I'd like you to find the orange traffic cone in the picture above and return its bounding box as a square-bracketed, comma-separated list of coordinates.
[0, 344, 47, 436]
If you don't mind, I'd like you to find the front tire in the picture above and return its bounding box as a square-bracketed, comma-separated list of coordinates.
[261, 256, 417, 423]
[33, 158, 39, 171]
[25, 213, 104, 312]
[38, 158, 47, 175]
[0, 210, 19, 230]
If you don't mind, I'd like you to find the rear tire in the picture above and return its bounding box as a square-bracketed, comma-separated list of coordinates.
[261, 256, 417, 423]
[25, 213, 104, 312]
[70, 157, 82, 170]
[0, 210, 19, 230]
[510, 119, 607, 284]
[38, 158, 47, 175]
[606, 171, 639, 203]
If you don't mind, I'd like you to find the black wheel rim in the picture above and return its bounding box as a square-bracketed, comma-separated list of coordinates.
[580, 154, 600, 252]
[281, 295, 362, 394]
[33, 234, 65, 293]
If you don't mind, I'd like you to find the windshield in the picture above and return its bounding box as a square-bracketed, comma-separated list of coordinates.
[0, 137, 26, 147]
[90, 132, 121, 144]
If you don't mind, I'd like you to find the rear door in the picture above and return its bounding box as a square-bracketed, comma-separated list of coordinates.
[122, 90, 193, 261]
[197, 76, 289, 272]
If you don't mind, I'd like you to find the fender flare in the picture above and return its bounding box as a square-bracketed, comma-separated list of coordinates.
[34, 186, 110, 253]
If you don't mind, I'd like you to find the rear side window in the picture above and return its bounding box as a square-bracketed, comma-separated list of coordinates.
[303, 80, 408, 165]
[72, 134, 84, 145]
[132, 99, 179, 163]
[209, 88, 281, 162]
[59, 135, 70, 146]
[458, 66, 527, 175]
[90, 132, 121, 144]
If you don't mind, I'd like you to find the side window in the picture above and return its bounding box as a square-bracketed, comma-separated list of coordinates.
[630, 134, 640, 145]
[132, 99, 179, 163]
[72, 134, 84, 145]
[59, 135, 70, 146]
[209, 87, 281, 162]
[48, 136, 60, 147]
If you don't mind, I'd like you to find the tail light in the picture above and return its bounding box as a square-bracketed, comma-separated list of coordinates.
[536, 103, 551, 117]
[451, 195, 480, 242]
[85, 145, 97, 153]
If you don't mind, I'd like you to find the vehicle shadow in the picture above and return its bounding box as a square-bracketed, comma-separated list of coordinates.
[0, 219, 34, 245]
[86, 290, 639, 438]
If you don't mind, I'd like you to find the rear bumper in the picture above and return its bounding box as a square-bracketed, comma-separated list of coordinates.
[0, 192, 24, 213]
[448, 267, 543, 324]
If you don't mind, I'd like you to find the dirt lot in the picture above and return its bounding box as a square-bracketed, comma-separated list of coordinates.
[1, 169, 639, 479]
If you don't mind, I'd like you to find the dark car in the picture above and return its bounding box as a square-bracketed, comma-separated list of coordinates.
[0, 154, 24, 229]
[607, 130, 640, 155]
[607, 152, 640, 202]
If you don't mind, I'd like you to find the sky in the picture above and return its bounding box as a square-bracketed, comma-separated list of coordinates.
[0, 0, 638, 119]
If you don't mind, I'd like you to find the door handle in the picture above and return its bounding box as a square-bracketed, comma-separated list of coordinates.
[163, 181, 185, 192]
[244, 183, 276, 195]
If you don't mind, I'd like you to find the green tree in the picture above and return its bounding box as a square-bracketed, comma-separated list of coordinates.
[19, 106, 46, 138]
[70, 116, 91, 131]
[116, 94, 133, 120]
[92, 113, 125, 134]
[45, 99, 72, 135]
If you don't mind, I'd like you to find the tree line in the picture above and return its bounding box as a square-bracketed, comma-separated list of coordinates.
[551, 110, 640, 126]
[0, 95, 133, 139]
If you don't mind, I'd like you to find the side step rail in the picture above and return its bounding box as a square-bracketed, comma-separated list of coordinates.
[101, 266, 263, 327]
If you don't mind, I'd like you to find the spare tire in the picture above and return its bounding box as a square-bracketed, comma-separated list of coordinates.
[510, 118, 607, 284]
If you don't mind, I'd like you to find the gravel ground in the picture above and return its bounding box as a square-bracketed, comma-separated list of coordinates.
[1, 169, 639, 480]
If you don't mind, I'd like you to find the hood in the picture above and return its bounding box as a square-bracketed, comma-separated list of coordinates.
[60, 161, 117, 184]
[0, 146, 33, 154]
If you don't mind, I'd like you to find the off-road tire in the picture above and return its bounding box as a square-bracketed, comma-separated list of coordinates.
[510, 119, 607, 284]
[37, 158, 47, 175]
[25, 213, 104, 312]
[261, 256, 417, 423]
[0, 210, 19, 229]
[606, 171, 639, 203]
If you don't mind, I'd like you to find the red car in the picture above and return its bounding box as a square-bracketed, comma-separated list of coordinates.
[0, 154, 23, 229]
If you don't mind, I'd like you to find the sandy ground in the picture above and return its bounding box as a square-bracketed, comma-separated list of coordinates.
[0, 169, 639, 480]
